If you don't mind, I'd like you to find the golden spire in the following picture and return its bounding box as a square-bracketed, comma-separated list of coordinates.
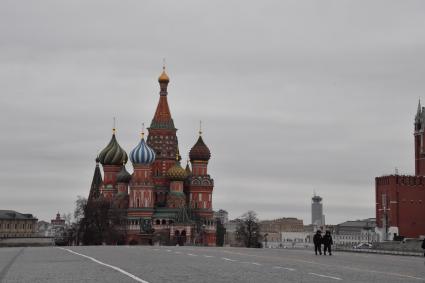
[199, 120, 202, 136]
[176, 148, 180, 161]
[112, 117, 116, 134]
[141, 122, 145, 139]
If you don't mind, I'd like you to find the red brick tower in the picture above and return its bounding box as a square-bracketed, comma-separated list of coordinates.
[187, 127, 216, 245]
[147, 67, 179, 207]
[375, 100, 425, 239]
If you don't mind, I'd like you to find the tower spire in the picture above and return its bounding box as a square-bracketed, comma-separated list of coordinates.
[151, 64, 174, 129]
[417, 99, 422, 117]
[158, 60, 170, 90]
[199, 120, 202, 136]
[141, 122, 145, 139]
[113, 117, 116, 134]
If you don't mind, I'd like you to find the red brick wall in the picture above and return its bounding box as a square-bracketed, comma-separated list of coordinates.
[376, 175, 425, 238]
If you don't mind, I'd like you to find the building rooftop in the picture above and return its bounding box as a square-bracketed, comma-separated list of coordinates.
[0, 210, 37, 220]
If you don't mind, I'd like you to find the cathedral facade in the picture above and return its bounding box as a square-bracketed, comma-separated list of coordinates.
[88, 67, 216, 246]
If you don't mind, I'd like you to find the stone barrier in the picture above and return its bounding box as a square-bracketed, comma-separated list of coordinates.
[0, 237, 54, 247]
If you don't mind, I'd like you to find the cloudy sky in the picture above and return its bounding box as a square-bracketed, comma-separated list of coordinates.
[1, 1, 424, 224]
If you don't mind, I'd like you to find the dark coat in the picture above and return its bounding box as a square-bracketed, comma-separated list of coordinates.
[323, 234, 333, 246]
[313, 233, 322, 245]
[422, 239, 425, 249]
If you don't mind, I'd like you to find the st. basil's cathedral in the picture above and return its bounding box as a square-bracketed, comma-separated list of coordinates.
[87, 67, 216, 246]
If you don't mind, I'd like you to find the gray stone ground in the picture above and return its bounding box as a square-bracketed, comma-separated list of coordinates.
[0, 246, 424, 283]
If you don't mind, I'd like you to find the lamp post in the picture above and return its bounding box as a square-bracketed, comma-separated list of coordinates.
[264, 233, 269, 248]
[201, 224, 206, 246]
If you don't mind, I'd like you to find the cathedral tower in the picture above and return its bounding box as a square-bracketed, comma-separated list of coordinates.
[128, 130, 156, 219]
[147, 67, 179, 207]
[166, 153, 188, 209]
[187, 128, 214, 219]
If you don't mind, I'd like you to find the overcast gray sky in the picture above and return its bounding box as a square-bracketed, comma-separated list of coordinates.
[1, 1, 424, 224]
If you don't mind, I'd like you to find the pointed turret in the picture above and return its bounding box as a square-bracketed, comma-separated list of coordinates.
[185, 159, 192, 175]
[416, 99, 422, 120]
[88, 157, 103, 201]
[150, 66, 175, 130]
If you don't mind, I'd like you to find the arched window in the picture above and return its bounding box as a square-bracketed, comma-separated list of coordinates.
[162, 219, 166, 225]
[137, 199, 140, 207]
[156, 219, 160, 225]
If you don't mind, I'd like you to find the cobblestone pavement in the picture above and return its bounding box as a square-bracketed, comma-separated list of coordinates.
[0, 246, 424, 282]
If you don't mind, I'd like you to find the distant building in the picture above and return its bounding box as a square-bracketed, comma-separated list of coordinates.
[259, 218, 304, 233]
[332, 218, 379, 245]
[375, 101, 425, 239]
[311, 194, 325, 229]
[0, 210, 37, 238]
[334, 218, 376, 235]
[214, 209, 229, 225]
[224, 219, 243, 247]
[36, 221, 52, 237]
[260, 231, 281, 248]
[51, 213, 65, 227]
[281, 231, 310, 245]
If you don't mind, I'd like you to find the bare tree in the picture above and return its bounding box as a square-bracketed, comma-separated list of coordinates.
[62, 213, 72, 226]
[236, 211, 262, 248]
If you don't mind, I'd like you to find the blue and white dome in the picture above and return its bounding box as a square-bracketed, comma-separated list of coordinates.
[129, 138, 156, 165]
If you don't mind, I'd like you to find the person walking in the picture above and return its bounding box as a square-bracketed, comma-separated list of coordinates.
[422, 237, 425, 257]
[313, 230, 322, 255]
[323, 230, 333, 256]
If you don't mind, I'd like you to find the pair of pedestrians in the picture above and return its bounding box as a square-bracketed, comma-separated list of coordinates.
[313, 230, 333, 255]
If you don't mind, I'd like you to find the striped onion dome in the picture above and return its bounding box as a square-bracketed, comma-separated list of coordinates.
[129, 137, 156, 165]
[166, 161, 188, 181]
[98, 132, 128, 166]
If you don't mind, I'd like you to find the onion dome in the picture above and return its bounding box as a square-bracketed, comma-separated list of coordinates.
[98, 130, 128, 166]
[189, 135, 211, 161]
[166, 161, 188, 181]
[116, 165, 132, 183]
[158, 66, 170, 83]
[129, 135, 156, 165]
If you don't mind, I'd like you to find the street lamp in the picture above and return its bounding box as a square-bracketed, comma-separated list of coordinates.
[201, 224, 206, 246]
[264, 233, 269, 248]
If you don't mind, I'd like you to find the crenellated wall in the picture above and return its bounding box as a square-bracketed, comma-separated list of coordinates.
[375, 174, 425, 238]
